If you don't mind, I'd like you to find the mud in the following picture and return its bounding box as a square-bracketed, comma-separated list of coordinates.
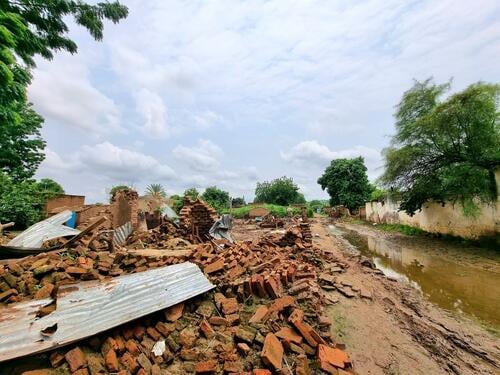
[310, 217, 500, 375]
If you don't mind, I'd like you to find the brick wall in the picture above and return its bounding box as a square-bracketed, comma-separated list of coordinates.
[45, 195, 85, 215]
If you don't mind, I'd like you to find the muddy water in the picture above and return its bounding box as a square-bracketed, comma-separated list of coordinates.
[336, 224, 500, 331]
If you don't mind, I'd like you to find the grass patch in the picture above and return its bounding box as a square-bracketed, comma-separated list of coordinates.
[223, 204, 302, 218]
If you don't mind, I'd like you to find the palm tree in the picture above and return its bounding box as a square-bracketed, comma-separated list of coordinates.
[146, 183, 166, 199]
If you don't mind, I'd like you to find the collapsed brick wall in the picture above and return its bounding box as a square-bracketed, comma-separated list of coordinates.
[111, 189, 139, 229]
[179, 198, 218, 238]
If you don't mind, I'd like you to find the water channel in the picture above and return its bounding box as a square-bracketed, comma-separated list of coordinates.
[334, 224, 500, 332]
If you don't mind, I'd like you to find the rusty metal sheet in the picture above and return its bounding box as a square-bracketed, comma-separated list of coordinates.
[7, 210, 80, 248]
[0, 262, 214, 362]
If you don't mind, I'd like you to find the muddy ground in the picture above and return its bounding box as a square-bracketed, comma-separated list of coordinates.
[235, 217, 500, 375]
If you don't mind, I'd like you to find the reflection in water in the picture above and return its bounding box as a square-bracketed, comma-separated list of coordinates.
[340, 227, 500, 330]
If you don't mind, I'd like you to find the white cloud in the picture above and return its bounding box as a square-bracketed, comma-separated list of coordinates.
[29, 55, 122, 134]
[172, 139, 223, 171]
[77, 142, 174, 181]
[193, 110, 222, 129]
[134, 89, 169, 137]
[281, 140, 382, 179]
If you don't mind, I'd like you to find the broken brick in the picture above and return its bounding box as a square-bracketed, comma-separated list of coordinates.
[104, 349, 119, 372]
[249, 305, 268, 324]
[204, 258, 225, 274]
[195, 359, 218, 373]
[317, 344, 350, 369]
[200, 319, 216, 338]
[165, 303, 184, 322]
[221, 297, 239, 315]
[275, 327, 303, 344]
[65, 347, 86, 372]
[261, 333, 283, 370]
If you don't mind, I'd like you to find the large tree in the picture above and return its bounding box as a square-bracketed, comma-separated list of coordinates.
[254, 176, 305, 206]
[380, 79, 500, 215]
[0, 1, 128, 179]
[202, 186, 230, 212]
[318, 157, 372, 211]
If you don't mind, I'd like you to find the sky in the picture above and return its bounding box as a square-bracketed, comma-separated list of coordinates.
[31, 0, 500, 203]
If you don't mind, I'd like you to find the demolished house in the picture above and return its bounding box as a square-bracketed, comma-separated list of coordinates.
[0, 194, 355, 375]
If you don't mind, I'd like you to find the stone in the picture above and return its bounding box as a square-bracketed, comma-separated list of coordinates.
[65, 347, 86, 372]
[261, 333, 283, 370]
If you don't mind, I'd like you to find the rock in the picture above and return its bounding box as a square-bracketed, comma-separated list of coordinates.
[261, 333, 283, 370]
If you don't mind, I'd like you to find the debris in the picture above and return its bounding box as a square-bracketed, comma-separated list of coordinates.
[7, 210, 80, 248]
[0, 263, 214, 362]
[209, 214, 234, 242]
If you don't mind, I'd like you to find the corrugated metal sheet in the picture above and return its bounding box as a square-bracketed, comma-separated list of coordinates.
[8, 210, 80, 248]
[0, 262, 214, 362]
[113, 221, 133, 246]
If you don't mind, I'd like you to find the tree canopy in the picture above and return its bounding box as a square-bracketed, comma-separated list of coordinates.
[380, 79, 500, 215]
[184, 188, 200, 200]
[0, 1, 128, 180]
[318, 157, 372, 211]
[254, 176, 305, 206]
[202, 186, 230, 212]
[146, 183, 166, 199]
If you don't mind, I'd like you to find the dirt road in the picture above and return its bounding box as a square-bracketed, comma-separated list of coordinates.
[310, 217, 500, 375]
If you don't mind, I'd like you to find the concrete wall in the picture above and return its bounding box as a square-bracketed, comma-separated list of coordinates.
[365, 199, 499, 239]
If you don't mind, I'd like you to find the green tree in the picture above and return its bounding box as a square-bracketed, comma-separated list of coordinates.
[318, 157, 372, 211]
[146, 183, 166, 199]
[184, 188, 199, 200]
[170, 194, 184, 214]
[0, 172, 65, 227]
[380, 79, 500, 215]
[231, 197, 245, 207]
[202, 186, 230, 212]
[0, 1, 128, 180]
[108, 185, 129, 202]
[254, 176, 305, 206]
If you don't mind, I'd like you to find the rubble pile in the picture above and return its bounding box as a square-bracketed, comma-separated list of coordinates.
[0, 247, 188, 303]
[258, 216, 285, 228]
[179, 198, 218, 240]
[1, 214, 357, 374]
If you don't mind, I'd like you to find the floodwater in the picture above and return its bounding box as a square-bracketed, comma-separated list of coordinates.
[335, 224, 500, 331]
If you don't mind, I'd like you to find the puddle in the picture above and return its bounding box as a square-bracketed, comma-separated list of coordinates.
[333, 224, 500, 331]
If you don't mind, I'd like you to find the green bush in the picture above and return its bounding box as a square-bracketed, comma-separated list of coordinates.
[223, 204, 301, 218]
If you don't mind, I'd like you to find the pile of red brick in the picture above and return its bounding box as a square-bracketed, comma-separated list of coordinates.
[179, 198, 218, 240]
[0, 247, 188, 303]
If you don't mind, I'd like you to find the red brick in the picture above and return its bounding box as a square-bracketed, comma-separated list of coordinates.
[121, 351, 139, 373]
[275, 327, 303, 344]
[104, 349, 119, 372]
[295, 354, 311, 375]
[208, 316, 229, 326]
[264, 276, 281, 299]
[253, 370, 272, 375]
[164, 303, 184, 322]
[200, 319, 216, 338]
[221, 298, 239, 315]
[317, 344, 350, 369]
[267, 295, 295, 317]
[249, 305, 268, 324]
[133, 325, 146, 340]
[195, 359, 218, 373]
[65, 347, 86, 372]
[146, 326, 162, 341]
[251, 275, 267, 298]
[34, 283, 54, 299]
[291, 320, 318, 348]
[49, 352, 65, 367]
[287, 308, 304, 323]
[66, 266, 87, 274]
[261, 333, 283, 370]
[204, 258, 225, 274]
[237, 343, 251, 354]
[125, 340, 141, 356]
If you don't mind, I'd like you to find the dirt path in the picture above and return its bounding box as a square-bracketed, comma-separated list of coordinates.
[310, 217, 500, 375]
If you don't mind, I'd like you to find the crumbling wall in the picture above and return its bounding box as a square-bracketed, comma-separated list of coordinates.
[110, 189, 139, 229]
[365, 199, 500, 239]
[45, 195, 85, 215]
[179, 198, 218, 238]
